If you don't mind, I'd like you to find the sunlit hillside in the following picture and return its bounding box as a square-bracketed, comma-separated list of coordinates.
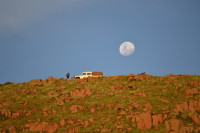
[0, 74, 200, 133]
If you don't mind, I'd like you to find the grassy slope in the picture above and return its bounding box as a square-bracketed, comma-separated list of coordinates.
[0, 74, 200, 132]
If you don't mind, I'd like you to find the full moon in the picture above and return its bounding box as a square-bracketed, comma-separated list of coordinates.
[119, 41, 135, 56]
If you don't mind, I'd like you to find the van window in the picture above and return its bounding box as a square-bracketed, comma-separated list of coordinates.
[87, 73, 92, 75]
[82, 73, 86, 75]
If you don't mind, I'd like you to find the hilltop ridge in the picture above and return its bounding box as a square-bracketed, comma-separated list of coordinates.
[0, 74, 200, 133]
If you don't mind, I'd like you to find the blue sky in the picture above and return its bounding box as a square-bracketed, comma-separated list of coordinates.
[0, 0, 200, 83]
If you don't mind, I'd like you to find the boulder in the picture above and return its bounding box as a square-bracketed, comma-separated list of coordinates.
[41, 79, 48, 83]
[59, 119, 65, 127]
[189, 101, 195, 111]
[136, 115, 145, 129]
[33, 123, 43, 132]
[70, 89, 84, 97]
[157, 96, 169, 103]
[191, 113, 200, 125]
[47, 76, 57, 83]
[162, 89, 167, 93]
[69, 105, 78, 113]
[29, 122, 39, 132]
[130, 102, 142, 110]
[128, 77, 134, 81]
[144, 103, 152, 110]
[127, 73, 135, 77]
[152, 115, 159, 127]
[89, 118, 94, 122]
[165, 119, 185, 133]
[152, 114, 163, 128]
[67, 126, 80, 133]
[90, 107, 95, 113]
[134, 75, 145, 81]
[142, 111, 152, 129]
[136, 111, 152, 129]
[66, 118, 74, 125]
[109, 85, 124, 90]
[12, 113, 19, 119]
[185, 88, 199, 95]
[84, 121, 89, 128]
[29, 79, 41, 83]
[165, 73, 175, 78]
[127, 84, 136, 89]
[45, 123, 59, 133]
[190, 81, 199, 86]
[84, 87, 92, 96]
[171, 119, 182, 133]
[131, 117, 136, 127]
[88, 77, 98, 81]
[58, 101, 65, 106]
[116, 125, 123, 130]
[8, 126, 16, 133]
[164, 121, 171, 133]
[1, 109, 12, 118]
[182, 102, 189, 111]
[101, 128, 112, 132]
[120, 111, 126, 115]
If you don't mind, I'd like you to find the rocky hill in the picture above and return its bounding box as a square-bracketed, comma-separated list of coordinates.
[0, 74, 200, 133]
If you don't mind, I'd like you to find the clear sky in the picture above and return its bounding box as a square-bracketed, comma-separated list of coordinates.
[0, 0, 200, 83]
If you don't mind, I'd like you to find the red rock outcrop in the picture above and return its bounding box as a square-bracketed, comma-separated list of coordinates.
[83, 121, 89, 128]
[29, 122, 48, 132]
[165, 73, 175, 78]
[67, 126, 80, 133]
[12, 112, 19, 119]
[89, 118, 94, 122]
[70, 87, 92, 98]
[190, 81, 200, 86]
[164, 119, 199, 133]
[127, 84, 136, 89]
[59, 119, 65, 127]
[134, 75, 145, 81]
[109, 85, 124, 90]
[70, 89, 84, 98]
[84, 87, 92, 96]
[0, 109, 12, 118]
[165, 119, 183, 133]
[131, 92, 146, 99]
[152, 114, 163, 128]
[131, 117, 136, 127]
[45, 123, 59, 133]
[129, 101, 142, 110]
[100, 128, 112, 132]
[127, 73, 135, 81]
[41, 79, 48, 83]
[88, 77, 98, 81]
[90, 107, 95, 113]
[174, 99, 200, 113]
[144, 103, 152, 110]
[29, 79, 41, 83]
[47, 76, 57, 83]
[116, 125, 123, 130]
[185, 88, 199, 95]
[29, 122, 59, 133]
[69, 105, 83, 113]
[66, 118, 74, 125]
[157, 96, 169, 103]
[135, 111, 152, 129]
[191, 113, 200, 125]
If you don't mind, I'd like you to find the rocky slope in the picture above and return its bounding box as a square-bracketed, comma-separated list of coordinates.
[0, 74, 200, 133]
